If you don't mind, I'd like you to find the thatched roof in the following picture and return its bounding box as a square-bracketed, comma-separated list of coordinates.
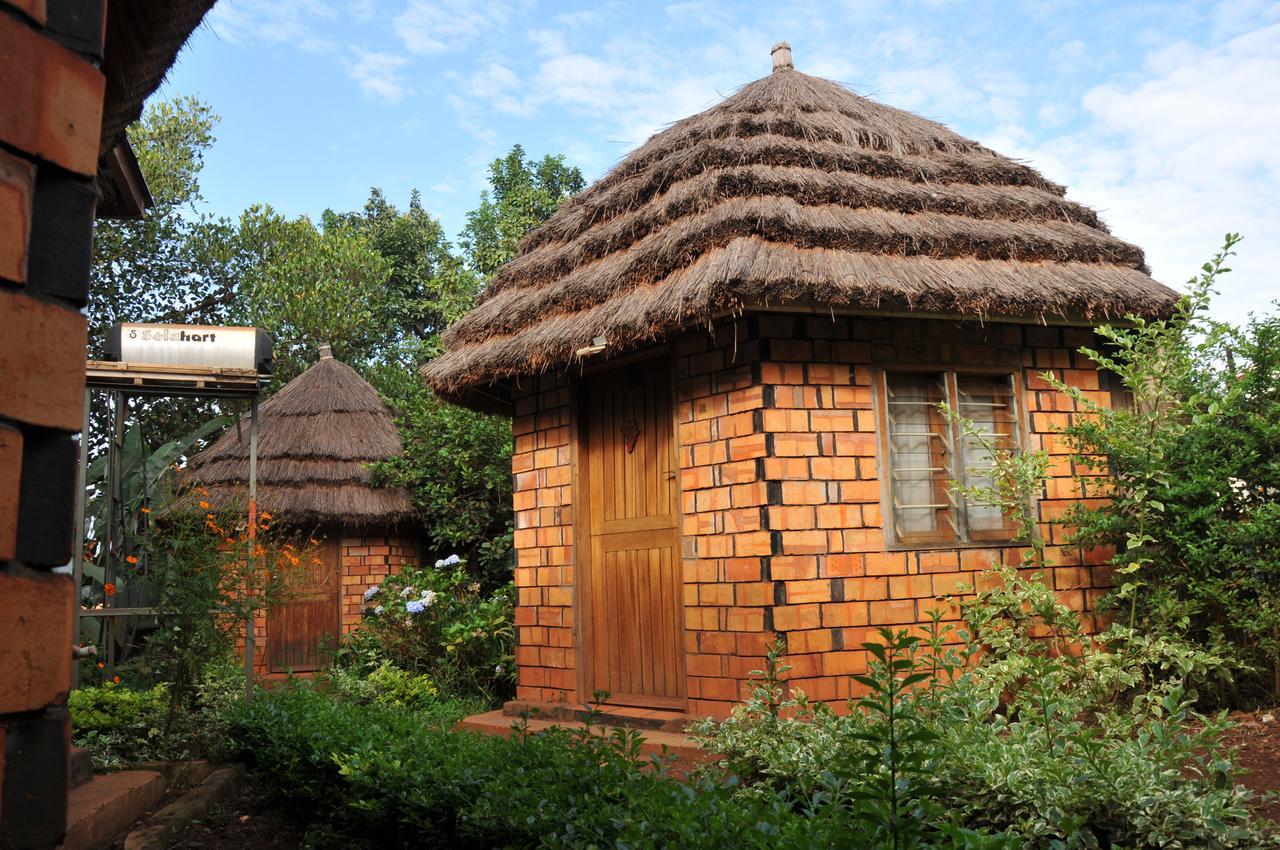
[423, 43, 1179, 413]
[93, 1, 216, 216]
[186, 346, 416, 527]
[99, 0, 218, 156]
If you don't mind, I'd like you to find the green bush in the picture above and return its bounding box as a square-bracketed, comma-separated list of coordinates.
[1045, 235, 1280, 703]
[693, 572, 1274, 850]
[229, 687, 1009, 849]
[348, 555, 514, 700]
[71, 658, 243, 769]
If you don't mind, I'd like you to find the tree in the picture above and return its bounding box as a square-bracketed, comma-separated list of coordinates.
[88, 96, 241, 458]
[459, 145, 585, 277]
[322, 189, 479, 346]
[236, 206, 395, 386]
[1052, 235, 1280, 704]
[370, 146, 585, 583]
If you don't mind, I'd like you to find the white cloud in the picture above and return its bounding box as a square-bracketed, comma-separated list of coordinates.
[1012, 22, 1280, 322]
[346, 49, 412, 104]
[394, 0, 518, 54]
[207, 0, 338, 52]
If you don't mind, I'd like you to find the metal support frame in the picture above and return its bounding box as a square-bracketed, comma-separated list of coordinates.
[76, 364, 264, 700]
[244, 396, 259, 702]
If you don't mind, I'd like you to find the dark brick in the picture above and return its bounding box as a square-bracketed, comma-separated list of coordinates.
[26, 164, 96, 305]
[16, 429, 77, 567]
[1, 706, 69, 849]
[43, 0, 105, 59]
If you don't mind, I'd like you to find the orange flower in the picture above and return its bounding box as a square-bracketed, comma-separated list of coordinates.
[97, 662, 105, 669]
[199, 501, 211, 510]
[112, 676, 120, 684]
[125, 555, 138, 565]
[103, 583, 116, 596]
[139, 507, 152, 514]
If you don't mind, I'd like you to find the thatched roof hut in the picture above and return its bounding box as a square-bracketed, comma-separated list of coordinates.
[187, 345, 415, 526]
[423, 43, 1178, 413]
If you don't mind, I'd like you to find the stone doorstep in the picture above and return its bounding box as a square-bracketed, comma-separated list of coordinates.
[60, 770, 166, 850]
[458, 709, 719, 773]
[501, 699, 696, 733]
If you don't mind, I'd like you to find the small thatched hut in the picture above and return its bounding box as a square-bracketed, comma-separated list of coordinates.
[188, 344, 418, 675]
[425, 44, 1180, 720]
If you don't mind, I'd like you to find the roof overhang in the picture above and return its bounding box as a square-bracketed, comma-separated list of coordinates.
[94, 138, 152, 219]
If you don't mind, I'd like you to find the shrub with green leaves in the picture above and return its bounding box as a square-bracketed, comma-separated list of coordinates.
[347, 555, 514, 700]
[1043, 235, 1280, 703]
[71, 658, 243, 769]
[693, 575, 1272, 850]
[229, 686, 1012, 849]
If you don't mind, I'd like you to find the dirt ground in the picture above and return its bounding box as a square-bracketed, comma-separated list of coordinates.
[161, 783, 306, 850]
[1220, 710, 1280, 825]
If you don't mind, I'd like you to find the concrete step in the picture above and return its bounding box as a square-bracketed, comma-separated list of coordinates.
[60, 771, 166, 850]
[458, 709, 718, 774]
[501, 699, 695, 733]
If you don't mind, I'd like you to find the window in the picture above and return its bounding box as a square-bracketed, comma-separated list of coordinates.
[881, 371, 1022, 546]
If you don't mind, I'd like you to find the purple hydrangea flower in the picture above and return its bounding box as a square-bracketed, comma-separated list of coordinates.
[405, 599, 426, 614]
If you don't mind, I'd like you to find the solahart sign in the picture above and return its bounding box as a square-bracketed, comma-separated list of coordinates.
[105, 324, 273, 373]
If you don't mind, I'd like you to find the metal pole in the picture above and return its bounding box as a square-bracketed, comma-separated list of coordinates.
[244, 395, 259, 702]
[106, 391, 125, 670]
[71, 388, 91, 687]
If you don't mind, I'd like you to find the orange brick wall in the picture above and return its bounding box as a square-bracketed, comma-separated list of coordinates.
[510, 375, 576, 702]
[509, 314, 1116, 719]
[243, 528, 417, 677]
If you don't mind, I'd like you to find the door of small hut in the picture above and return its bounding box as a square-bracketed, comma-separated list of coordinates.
[267, 536, 340, 673]
[578, 357, 686, 708]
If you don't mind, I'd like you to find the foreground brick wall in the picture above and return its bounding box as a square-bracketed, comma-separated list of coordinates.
[509, 314, 1115, 719]
[0, 3, 107, 846]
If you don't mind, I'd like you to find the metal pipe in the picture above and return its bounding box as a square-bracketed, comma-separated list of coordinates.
[71, 388, 91, 687]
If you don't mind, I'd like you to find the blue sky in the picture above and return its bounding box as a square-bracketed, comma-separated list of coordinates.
[159, 0, 1280, 323]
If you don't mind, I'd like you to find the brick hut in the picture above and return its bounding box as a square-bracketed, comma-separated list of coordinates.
[188, 344, 418, 677]
[423, 44, 1179, 720]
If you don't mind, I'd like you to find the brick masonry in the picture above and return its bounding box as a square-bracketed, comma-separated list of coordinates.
[510, 315, 1116, 719]
[241, 529, 418, 677]
[0, 2, 109, 845]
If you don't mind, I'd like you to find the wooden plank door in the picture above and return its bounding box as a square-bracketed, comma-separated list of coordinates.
[579, 358, 685, 708]
[268, 536, 340, 673]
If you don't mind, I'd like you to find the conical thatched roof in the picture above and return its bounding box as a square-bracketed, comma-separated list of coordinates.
[423, 44, 1179, 413]
[186, 346, 416, 527]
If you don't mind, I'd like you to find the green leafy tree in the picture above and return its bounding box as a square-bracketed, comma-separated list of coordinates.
[459, 145, 585, 277]
[323, 188, 480, 344]
[88, 96, 241, 456]
[236, 206, 394, 386]
[367, 146, 584, 581]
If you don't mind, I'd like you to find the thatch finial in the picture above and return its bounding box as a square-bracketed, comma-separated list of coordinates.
[318, 342, 333, 360]
[771, 42, 793, 72]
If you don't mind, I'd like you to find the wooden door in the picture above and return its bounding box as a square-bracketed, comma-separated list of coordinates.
[268, 536, 340, 673]
[579, 358, 685, 708]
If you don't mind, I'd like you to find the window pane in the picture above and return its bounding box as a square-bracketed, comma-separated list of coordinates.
[955, 374, 1019, 535]
[884, 374, 955, 541]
